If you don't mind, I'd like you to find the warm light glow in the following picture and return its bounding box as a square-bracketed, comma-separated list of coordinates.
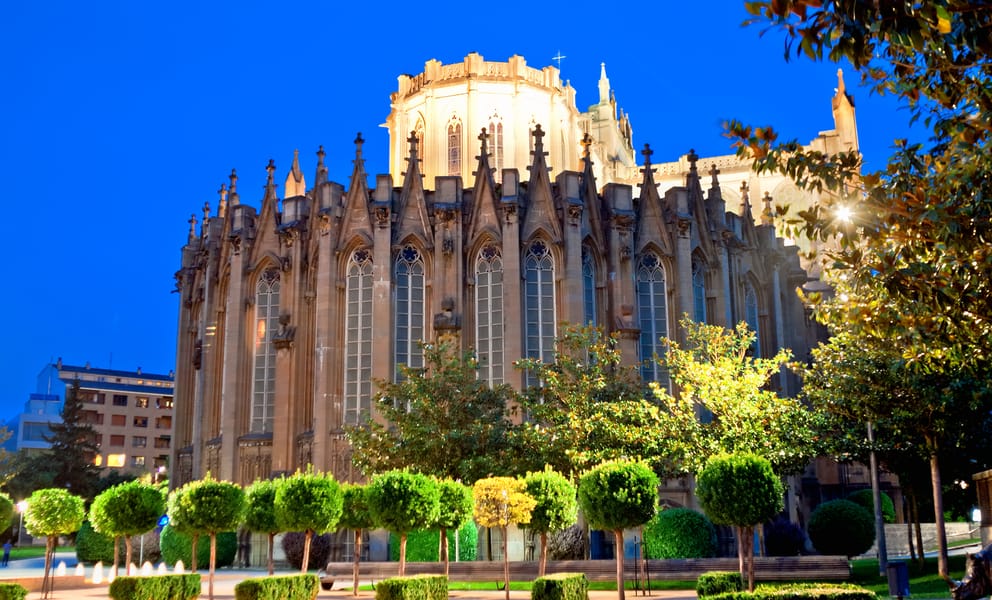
[256, 319, 266, 345]
[106, 454, 125, 468]
[16, 501, 27, 513]
[835, 205, 853, 223]
[94, 455, 103, 467]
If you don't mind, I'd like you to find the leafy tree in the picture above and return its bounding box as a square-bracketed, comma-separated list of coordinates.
[166, 482, 202, 572]
[0, 493, 13, 536]
[696, 454, 784, 592]
[367, 470, 439, 576]
[90, 481, 164, 576]
[24, 488, 85, 599]
[522, 467, 578, 577]
[807, 499, 876, 558]
[338, 483, 375, 595]
[651, 318, 818, 475]
[75, 520, 115, 564]
[577, 461, 658, 600]
[347, 338, 519, 483]
[643, 508, 717, 559]
[435, 479, 473, 578]
[183, 476, 244, 600]
[43, 379, 101, 499]
[242, 479, 280, 575]
[2, 452, 55, 501]
[159, 525, 237, 568]
[472, 476, 536, 600]
[848, 489, 895, 525]
[274, 469, 342, 575]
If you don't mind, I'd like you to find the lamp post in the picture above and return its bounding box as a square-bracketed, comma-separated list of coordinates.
[16, 501, 27, 547]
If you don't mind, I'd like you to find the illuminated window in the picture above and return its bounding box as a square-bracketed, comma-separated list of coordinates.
[111, 414, 126, 427]
[132, 436, 147, 448]
[638, 252, 669, 386]
[692, 259, 707, 323]
[94, 455, 103, 467]
[447, 118, 461, 176]
[131, 456, 146, 467]
[744, 281, 761, 357]
[156, 397, 173, 409]
[133, 416, 148, 428]
[106, 454, 125, 468]
[251, 269, 280, 433]
[414, 118, 425, 160]
[488, 116, 503, 182]
[135, 397, 149, 408]
[524, 241, 556, 387]
[394, 245, 425, 379]
[475, 244, 504, 385]
[344, 249, 373, 425]
[582, 248, 597, 326]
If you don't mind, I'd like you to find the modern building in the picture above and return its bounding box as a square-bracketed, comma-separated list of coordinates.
[172, 52, 861, 497]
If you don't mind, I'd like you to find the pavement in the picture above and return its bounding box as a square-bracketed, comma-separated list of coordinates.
[0, 552, 697, 600]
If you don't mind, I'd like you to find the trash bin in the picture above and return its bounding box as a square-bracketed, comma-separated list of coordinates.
[887, 561, 910, 599]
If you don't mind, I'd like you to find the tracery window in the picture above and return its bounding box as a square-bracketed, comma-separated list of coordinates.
[475, 244, 504, 385]
[394, 245, 426, 379]
[447, 119, 461, 176]
[414, 118, 425, 158]
[744, 280, 761, 357]
[344, 249, 373, 425]
[488, 116, 503, 183]
[637, 252, 669, 386]
[582, 247, 597, 326]
[692, 259, 707, 324]
[524, 241, 556, 387]
[251, 269, 280, 433]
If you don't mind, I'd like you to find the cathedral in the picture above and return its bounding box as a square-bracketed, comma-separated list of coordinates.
[172, 53, 859, 493]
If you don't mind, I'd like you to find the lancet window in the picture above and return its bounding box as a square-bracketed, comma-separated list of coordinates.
[524, 241, 556, 387]
[251, 269, 280, 433]
[582, 247, 597, 326]
[475, 244, 504, 385]
[447, 119, 461, 176]
[488, 116, 503, 182]
[394, 245, 426, 379]
[344, 249, 373, 425]
[692, 259, 707, 324]
[744, 280, 761, 357]
[637, 252, 669, 386]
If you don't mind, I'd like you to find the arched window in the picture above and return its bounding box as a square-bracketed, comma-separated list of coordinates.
[251, 268, 280, 433]
[524, 241, 556, 387]
[344, 249, 373, 425]
[692, 259, 707, 324]
[447, 119, 461, 176]
[488, 115, 503, 183]
[414, 118, 425, 159]
[394, 245, 426, 379]
[744, 281, 761, 357]
[475, 244, 504, 385]
[637, 252, 669, 385]
[582, 247, 597, 326]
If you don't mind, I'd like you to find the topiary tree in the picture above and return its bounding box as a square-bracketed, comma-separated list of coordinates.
[183, 477, 245, 600]
[807, 499, 876, 558]
[339, 483, 375, 595]
[436, 479, 473, 578]
[75, 520, 115, 564]
[89, 480, 165, 575]
[763, 515, 806, 557]
[367, 470, 439, 576]
[578, 460, 658, 600]
[696, 454, 784, 592]
[523, 467, 578, 577]
[24, 488, 85, 599]
[274, 469, 342, 575]
[242, 479, 280, 575]
[387, 521, 477, 562]
[159, 525, 236, 568]
[166, 482, 202, 572]
[643, 507, 717, 559]
[473, 476, 536, 600]
[847, 489, 896, 524]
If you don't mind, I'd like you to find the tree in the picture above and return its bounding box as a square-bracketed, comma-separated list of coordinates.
[435, 479, 473, 578]
[90, 481, 164, 576]
[274, 469, 342, 575]
[367, 470, 439, 576]
[472, 476, 536, 600]
[43, 379, 101, 499]
[183, 477, 244, 600]
[696, 454, 784, 592]
[347, 337, 519, 483]
[242, 479, 280, 575]
[522, 467, 577, 577]
[338, 484, 375, 596]
[166, 482, 202, 572]
[577, 461, 659, 600]
[24, 488, 85, 599]
[807, 499, 876, 558]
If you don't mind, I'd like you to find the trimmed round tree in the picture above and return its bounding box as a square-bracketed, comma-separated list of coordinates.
[808, 499, 876, 558]
[274, 469, 343, 574]
[847, 489, 896, 524]
[367, 470, 440, 576]
[339, 483, 375, 595]
[696, 454, 784, 592]
[0, 493, 13, 536]
[24, 488, 85, 600]
[523, 467, 578, 577]
[643, 507, 717, 559]
[167, 482, 202, 571]
[90, 480, 165, 575]
[473, 476, 536, 600]
[243, 479, 280, 575]
[183, 477, 245, 600]
[578, 461, 658, 600]
[436, 479, 473, 577]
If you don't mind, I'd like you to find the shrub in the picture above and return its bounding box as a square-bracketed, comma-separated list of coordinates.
[548, 524, 586, 560]
[807, 499, 875, 557]
[0, 583, 27, 600]
[159, 524, 236, 568]
[76, 520, 115, 564]
[532, 573, 588, 600]
[281, 531, 332, 571]
[234, 574, 318, 600]
[644, 508, 717, 559]
[707, 583, 875, 600]
[697, 571, 744, 597]
[108, 574, 201, 600]
[764, 516, 805, 557]
[374, 574, 447, 600]
[387, 520, 477, 562]
[846, 489, 896, 524]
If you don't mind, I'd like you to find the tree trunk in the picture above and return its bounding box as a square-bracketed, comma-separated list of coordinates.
[912, 495, 925, 570]
[191, 533, 199, 572]
[400, 532, 407, 576]
[745, 526, 756, 592]
[302, 529, 313, 574]
[353, 529, 362, 596]
[905, 494, 916, 562]
[112, 536, 120, 578]
[209, 533, 217, 600]
[539, 531, 548, 577]
[124, 535, 133, 575]
[929, 447, 949, 577]
[441, 526, 449, 576]
[502, 526, 510, 600]
[735, 526, 744, 579]
[268, 532, 275, 576]
[42, 536, 54, 600]
[615, 529, 626, 600]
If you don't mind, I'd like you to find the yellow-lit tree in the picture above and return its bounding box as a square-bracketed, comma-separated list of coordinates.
[472, 477, 536, 600]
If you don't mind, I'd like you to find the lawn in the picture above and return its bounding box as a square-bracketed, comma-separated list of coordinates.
[9, 545, 74, 561]
[851, 555, 967, 599]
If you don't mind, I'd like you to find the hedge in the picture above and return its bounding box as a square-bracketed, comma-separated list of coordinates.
[708, 583, 875, 600]
[374, 574, 447, 600]
[160, 524, 236, 568]
[0, 583, 27, 600]
[644, 508, 717, 559]
[76, 520, 116, 564]
[387, 520, 477, 562]
[532, 573, 588, 600]
[234, 574, 319, 600]
[807, 500, 875, 557]
[108, 574, 201, 600]
[697, 571, 744, 597]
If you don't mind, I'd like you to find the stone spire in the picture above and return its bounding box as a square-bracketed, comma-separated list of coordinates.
[598, 62, 610, 104]
[228, 169, 239, 206]
[761, 192, 774, 225]
[284, 149, 306, 198]
[708, 164, 722, 201]
[187, 214, 197, 244]
[315, 145, 328, 186]
[217, 184, 228, 218]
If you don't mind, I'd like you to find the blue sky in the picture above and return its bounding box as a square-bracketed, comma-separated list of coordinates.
[1, 1, 919, 417]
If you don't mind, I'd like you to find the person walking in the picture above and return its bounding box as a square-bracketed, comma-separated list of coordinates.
[2, 541, 12, 566]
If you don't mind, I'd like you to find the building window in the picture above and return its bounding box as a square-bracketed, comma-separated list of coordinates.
[638, 252, 669, 386]
[135, 397, 149, 408]
[111, 414, 126, 427]
[744, 281, 761, 357]
[106, 454, 125, 468]
[156, 416, 172, 429]
[344, 249, 373, 425]
[447, 118, 461, 176]
[475, 244, 504, 385]
[112, 394, 128, 407]
[22, 423, 51, 442]
[394, 245, 425, 379]
[109, 435, 125, 447]
[94, 393, 106, 405]
[133, 416, 148, 428]
[488, 116, 503, 182]
[524, 241, 556, 387]
[582, 248, 597, 326]
[132, 436, 147, 448]
[156, 397, 173, 409]
[131, 456, 146, 467]
[154, 436, 171, 449]
[251, 269, 280, 433]
[692, 259, 707, 324]
[414, 119, 425, 160]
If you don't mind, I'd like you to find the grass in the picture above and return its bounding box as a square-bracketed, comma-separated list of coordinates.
[851, 554, 967, 599]
[9, 545, 75, 561]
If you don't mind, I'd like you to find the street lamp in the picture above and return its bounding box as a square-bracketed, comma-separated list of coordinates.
[16, 501, 27, 547]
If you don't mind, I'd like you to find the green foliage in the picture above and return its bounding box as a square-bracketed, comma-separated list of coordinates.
[696, 454, 783, 528]
[846, 489, 895, 524]
[696, 571, 744, 597]
[367, 471, 440, 536]
[532, 573, 589, 600]
[183, 477, 245, 534]
[387, 520, 478, 561]
[274, 470, 343, 535]
[159, 525, 236, 568]
[522, 467, 577, 536]
[436, 480, 473, 531]
[108, 574, 201, 600]
[706, 583, 875, 600]
[233, 574, 319, 600]
[339, 484, 375, 531]
[75, 520, 115, 564]
[0, 583, 27, 600]
[643, 508, 717, 559]
[43, 379, 101, 499]
[807, 500, 875, 558]
[242, 479, 279, 534]
[577, 460, 658, 533]
[348, 338, 519, 483]
[24, 487, 84, 537]
[166, 483, 197, 536]
[0, 493, 13, 531]
[374, 574, 448, 600]
[92, 480, 165, 538]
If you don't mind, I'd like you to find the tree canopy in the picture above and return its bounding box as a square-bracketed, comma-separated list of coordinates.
[523, 467, 578, 577]
[43, 379, 101, 499]
[243, 479, 280, 575]
[90, 481, 164, 574]
[366, 470, 439, 576]
[274, 470, 342, 574]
